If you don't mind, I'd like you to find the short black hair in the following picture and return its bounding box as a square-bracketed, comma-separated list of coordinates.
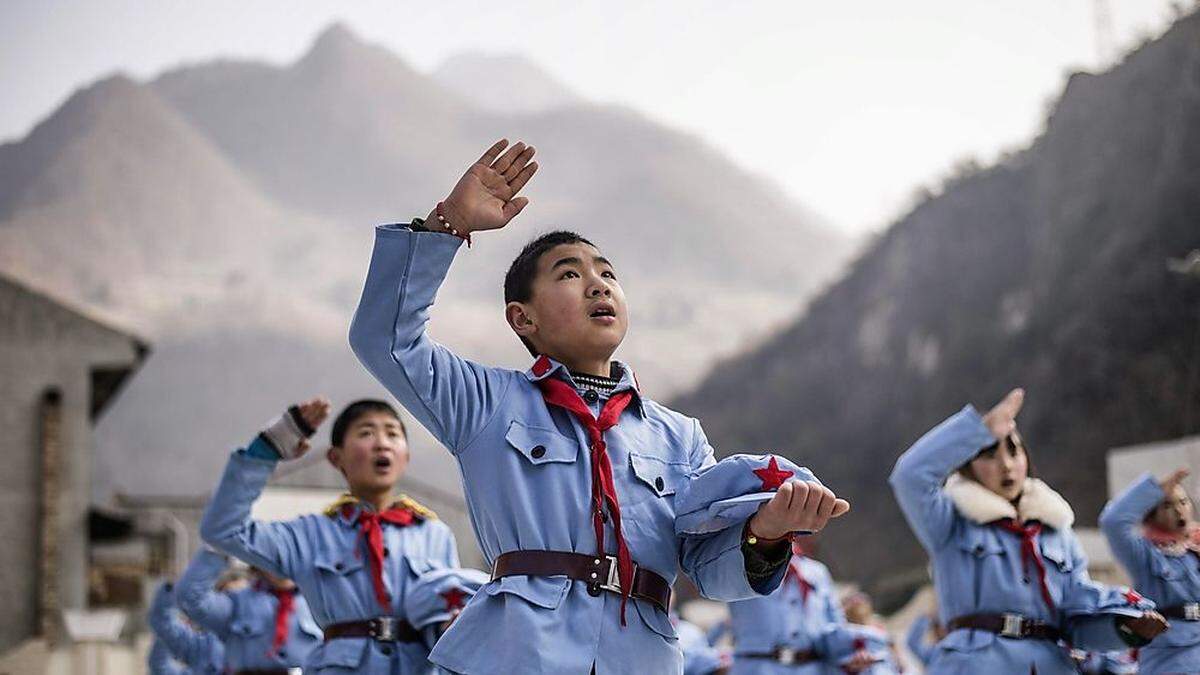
[503, 230, 596, 356]
[330, 399, 406, 447]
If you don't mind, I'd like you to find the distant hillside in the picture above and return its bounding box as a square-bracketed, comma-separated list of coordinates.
[672, 11, 1200, 606]
[0, 23, 850, 504]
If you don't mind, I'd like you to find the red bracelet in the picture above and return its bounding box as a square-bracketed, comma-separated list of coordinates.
[435, 202, 472, 247]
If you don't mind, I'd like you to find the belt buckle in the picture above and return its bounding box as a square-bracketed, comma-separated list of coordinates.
[599, 555, 634, 594]
[1185, 603, 1200, 621]
[777, 647, 796, 665]
[1000, 613, 1025, 638]
[368, 616, 398, 642]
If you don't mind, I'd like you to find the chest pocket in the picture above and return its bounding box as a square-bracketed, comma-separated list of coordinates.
[628, 452, 688, 498]
[313, 549, 367, 614]
[1151, 552, 1184, 581]
[956, 527, 1005, 559]
[505, 420, 579, 465]
[228, 618, 264, 638]
[1039, 537, 1075, 574]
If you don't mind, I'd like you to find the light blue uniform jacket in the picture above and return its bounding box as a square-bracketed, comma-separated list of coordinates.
[890, 406, 1152, 674]
[175, 548, 323, 671]
[201, 437, 459, 674]
[349, 225, 787, 674]
[148, 638, 190, 675]
[147, 583, 225, 674]
[729, 555, 896, 675]
[1100, 472, 1200, 673]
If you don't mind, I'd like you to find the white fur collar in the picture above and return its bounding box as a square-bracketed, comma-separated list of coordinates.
[944, 474, 1074, 530]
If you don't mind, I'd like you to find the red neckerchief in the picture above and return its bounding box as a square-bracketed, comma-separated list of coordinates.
[785, 559, 814, 604]
[1143, 522, 1200, 556]
[356, 506, 417, 610]
[994, 518, 1054, 611]
[267, 587, 295, 657]
[534, 360, 635, 624]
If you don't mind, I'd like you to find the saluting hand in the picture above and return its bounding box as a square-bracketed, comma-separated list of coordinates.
[982, 387, 1024, 441]
[438, 139, 539, 236]
[749, 480, 851, 540]
[292, 397, 332, 459]
[1161, 468, 1190, 493]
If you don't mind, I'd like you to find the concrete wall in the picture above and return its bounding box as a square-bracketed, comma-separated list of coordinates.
[1107, 435, 1200, 501]
[0, 277, 143, 651]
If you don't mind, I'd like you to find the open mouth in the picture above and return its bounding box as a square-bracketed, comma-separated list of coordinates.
[589, 303, 617, 322]
[1001, 478, 1016, 489]
[373, 456, 393, 472]
[1178, 518, 1187, 529]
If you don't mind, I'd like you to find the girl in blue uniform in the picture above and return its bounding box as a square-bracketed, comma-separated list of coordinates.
[889, 388, 1167, 674]
[1101, 467, 1200, 673]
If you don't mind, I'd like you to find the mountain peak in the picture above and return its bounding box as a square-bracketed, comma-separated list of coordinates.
[432, 51, 580, 114]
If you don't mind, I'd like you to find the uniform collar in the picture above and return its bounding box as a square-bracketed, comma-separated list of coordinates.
[324, 493, 430, 527]
[525, 355, 646, 416]
[944, 474, 1074, 530]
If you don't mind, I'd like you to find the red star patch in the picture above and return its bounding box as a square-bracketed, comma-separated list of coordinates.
[753, 456, 794, 491]
[441, 587, 467, 611]
[1122, 588, 1143, 605]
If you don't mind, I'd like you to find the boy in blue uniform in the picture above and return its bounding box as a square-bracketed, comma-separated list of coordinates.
[147, 582, 225, 674]
[349, 139, 852, 674]
[201, 398, 458, 673]
[1101, 467, 1200, 673]
[175, 547, 323, 672]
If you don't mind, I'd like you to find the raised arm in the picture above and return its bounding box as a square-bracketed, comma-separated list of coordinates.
[889, 390, 1020, 551]
[174, 548, 234, 637]
[1099, 470, 1181, 579]
[147, 583, 222, 670]
[200, 399, 329, 579]
[348, 140, 538, 452]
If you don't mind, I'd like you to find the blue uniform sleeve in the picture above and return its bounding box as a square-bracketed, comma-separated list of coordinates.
[148, 583, 223, 670]
[905, 615, 934, 666]
[199, 441, 305, 581]
[1060, 531, 1155, 651]
[679, 421, 786, 600]
[349, 225, 513, 454]
[1099, 472, 1162, 582]
[175, 549, 234, 637]
[889, 405, 996, 551]
[148, 638, 188, 675]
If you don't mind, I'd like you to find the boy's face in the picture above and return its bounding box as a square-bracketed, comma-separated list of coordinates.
[509, 242, 628, 365]
[326, 411, 409, 496]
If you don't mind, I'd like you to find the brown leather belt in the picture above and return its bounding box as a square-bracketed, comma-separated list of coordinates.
[490, 550, 672, 613]
[737, 647, 819, 666]
[948, 613, 1062, 641]
[323, 617, 422, 643]
[1162, 603, 1200, 621]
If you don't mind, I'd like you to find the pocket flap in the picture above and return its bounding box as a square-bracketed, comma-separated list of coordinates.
[505, 420, 578, 465]
[314, 550, 365, 576]
[482, 575, 570, 609]
[956, 529, 1004, 557]
[629, 452, 688, 497]
[309, 638, 368, 668]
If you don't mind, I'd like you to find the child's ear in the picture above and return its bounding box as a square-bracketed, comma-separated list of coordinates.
[505, 301, 537, 337]
[326, 446, 344, 474]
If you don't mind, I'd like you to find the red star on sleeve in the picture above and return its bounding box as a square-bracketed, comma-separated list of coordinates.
[1122, 588, 1143, 605]
[753, 456, 795, 491]
[441, 587, 468, 611]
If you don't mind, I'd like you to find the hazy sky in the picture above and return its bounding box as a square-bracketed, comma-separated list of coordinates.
[0, 1, 1185, 232]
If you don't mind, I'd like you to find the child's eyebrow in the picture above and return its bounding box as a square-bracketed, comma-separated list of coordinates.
[550, 256, 583, 271]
